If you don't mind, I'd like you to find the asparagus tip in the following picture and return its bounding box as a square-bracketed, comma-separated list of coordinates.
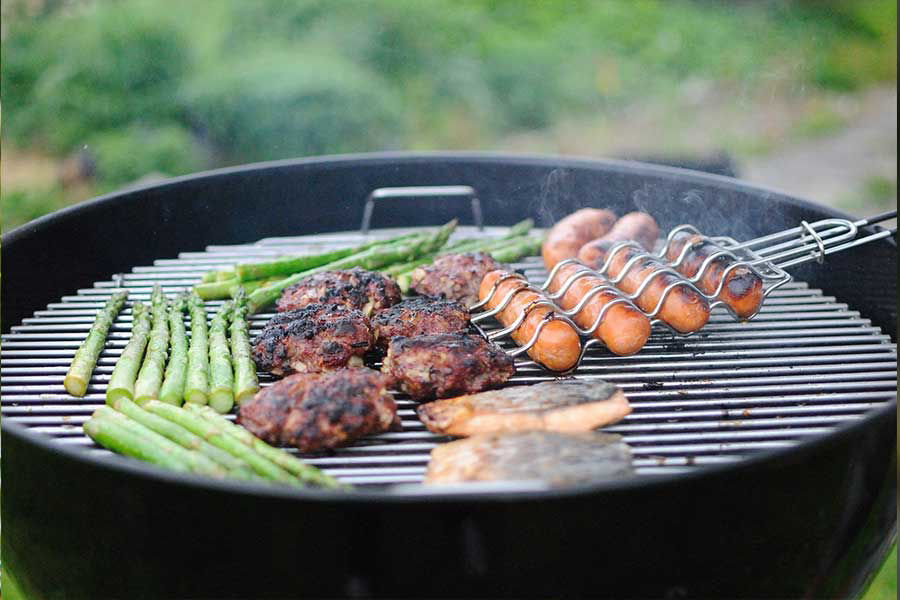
[209, 390, 235, 414]
[106, 387, 133, 406]
[184, 391, 210, 406]
[63, 375, 88, 397]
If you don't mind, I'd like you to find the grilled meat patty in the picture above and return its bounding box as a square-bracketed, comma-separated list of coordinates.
[417, 379, 631, 436]
[381, 333, 515, 401]
[252, 303, 372, 376]
[371, 296, 470, 351]
[424, 431, 633, 486]
[276, 267, 401, 316]
[410, 252, 503, 307]
[238, 368, 400, 452]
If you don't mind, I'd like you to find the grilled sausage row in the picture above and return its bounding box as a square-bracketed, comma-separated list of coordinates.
[544, 209, 764, 330]
[479, 270, 582, 372]
[664, 230, 764, 319]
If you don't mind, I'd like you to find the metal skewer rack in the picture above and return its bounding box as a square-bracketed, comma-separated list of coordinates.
[471, 210, 897, 371]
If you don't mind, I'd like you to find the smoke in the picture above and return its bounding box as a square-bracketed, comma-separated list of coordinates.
[627, 184, 763, 242]
[535, 167, 573, 227]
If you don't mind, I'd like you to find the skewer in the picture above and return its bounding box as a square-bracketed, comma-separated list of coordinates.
[470, 272, 583, 362]
[470, 210, 896, 372]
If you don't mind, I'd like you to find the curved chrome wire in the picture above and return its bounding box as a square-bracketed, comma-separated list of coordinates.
[471, 210, 895, 372]
[469, 270, 583, 370]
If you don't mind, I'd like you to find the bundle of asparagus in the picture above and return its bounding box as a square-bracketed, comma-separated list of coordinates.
[388, 220, 542, 293]
[95, 286, 253, 414]
[193, 223, 455, 303]
[88, 398, 344, 489]
[193, 219, 543, 312]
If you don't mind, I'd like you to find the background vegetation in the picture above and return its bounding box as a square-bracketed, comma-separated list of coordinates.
[1, 0, 896, 232]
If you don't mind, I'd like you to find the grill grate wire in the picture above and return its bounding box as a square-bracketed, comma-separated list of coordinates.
[1, 226, 896, 489]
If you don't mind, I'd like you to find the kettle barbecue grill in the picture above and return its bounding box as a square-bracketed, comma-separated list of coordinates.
[1, 153, 896, 598]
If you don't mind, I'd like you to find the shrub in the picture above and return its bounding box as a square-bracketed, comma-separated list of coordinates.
[1, 2, 189, 151]
[88, 124, 209, 186]
[0, 187, 67, 233]
[181, 47, 406, 160]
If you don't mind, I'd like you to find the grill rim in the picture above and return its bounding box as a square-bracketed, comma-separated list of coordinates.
[6, 151, 895, 339]
[2, 150, 877, 246]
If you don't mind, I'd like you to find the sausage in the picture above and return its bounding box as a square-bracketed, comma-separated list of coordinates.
[664, 230, 764, 319]
[578, 243, 710, 334]
[542, 208, 617, 270]
[577, 211, 659, 267]
[546, 263, 652, 355]
[479, 270, 582, 371]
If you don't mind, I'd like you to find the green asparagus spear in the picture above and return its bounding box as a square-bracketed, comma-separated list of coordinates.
[159, 295, 189, 406]
[438, 218, 532, 254]
[111, 396, 257, 479]
[419, 218, 457, 254]
[393, 234, 541, 294]
[381, 218, 534, 276]
[90, 406, 228, 477]
[64, 290, 128, 397]
[184, 293, 210, 405]
[194, 276, 289, 301]
[208, 301, 234, 413]
[192, 232, 424, 293]
[487, 235, 543, 262]
[106, 301, 152, 405]
[184, 403, 346, 489]
[144, 401, 300, 484]
[234, 247, 367, 283]
[247, 220, 457, 313]
[229, 276, 284, 298]
[383, 236, 509, 279]
[84, 415, 188, 473]
[194, 278, 239, 300]
[396, 271, 415, 295]
[234, 232, 424, 282]
[199, 269, 236, 283]
[134, 285, 170, 405]
[230, 290, 259, 404]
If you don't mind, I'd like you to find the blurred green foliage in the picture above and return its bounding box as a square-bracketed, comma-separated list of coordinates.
[182, 48, 405, 160]
[861, 545, 897, 600]
[0, 186, 65, 227]
[2, 1, 189, 152]
[89, 124, 210, 186]
[0, 0, 896, 231]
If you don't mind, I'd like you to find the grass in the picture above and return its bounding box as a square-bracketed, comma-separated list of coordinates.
[837, 174, 898, 217]
[862, 545, 897, 600]
[1, 187, 67, 233]
[862, 176, 898, 205]
[792, 107, 850, 140]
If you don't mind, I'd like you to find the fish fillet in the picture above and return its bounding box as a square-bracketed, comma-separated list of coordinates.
[417, 378, 630, 436]
[424, 431, 633, 486]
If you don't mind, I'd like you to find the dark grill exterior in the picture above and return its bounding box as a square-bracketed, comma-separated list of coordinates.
[1, 153, 895, 598]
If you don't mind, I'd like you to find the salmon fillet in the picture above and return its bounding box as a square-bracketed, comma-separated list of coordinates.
[416, 379, 630, 436]
[424, 431, 633, 486]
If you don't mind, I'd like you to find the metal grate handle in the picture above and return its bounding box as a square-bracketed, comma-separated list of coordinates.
[360, 186, 484, 234]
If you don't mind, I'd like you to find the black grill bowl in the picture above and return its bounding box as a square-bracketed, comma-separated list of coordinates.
[2, 153, 896, 599]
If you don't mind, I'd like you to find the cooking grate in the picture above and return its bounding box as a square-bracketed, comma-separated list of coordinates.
[1, 226, 896, 489]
